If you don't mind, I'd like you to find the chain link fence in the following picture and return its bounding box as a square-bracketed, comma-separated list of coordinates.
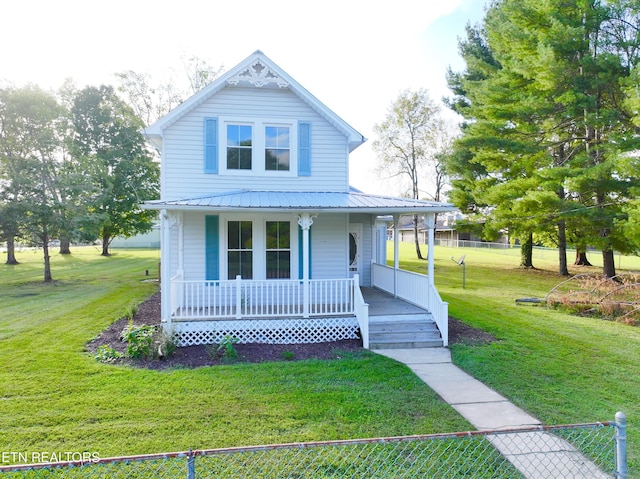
[0, 413, 627, 478]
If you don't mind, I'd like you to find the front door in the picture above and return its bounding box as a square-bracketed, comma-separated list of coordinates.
[349, 224, 363, 282]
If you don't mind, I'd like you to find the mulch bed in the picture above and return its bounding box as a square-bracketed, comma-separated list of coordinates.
[87, 290, 495, 370]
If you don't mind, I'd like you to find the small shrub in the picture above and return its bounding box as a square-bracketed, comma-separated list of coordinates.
[152, 328, 177, 360]
[120, 321, 157, 359]
[216, 336, 239, 361]
[124, 303, 138, 321]
[281, 351, 295, 361]
[94, 345, 122, 363]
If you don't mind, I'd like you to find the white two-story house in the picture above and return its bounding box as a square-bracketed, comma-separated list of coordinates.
[144, 51, 454, 349]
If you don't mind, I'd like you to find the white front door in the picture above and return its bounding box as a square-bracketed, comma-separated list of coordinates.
[348, 224, 363, 282]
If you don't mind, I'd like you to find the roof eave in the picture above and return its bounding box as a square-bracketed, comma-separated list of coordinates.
[143, 203, 456, 215]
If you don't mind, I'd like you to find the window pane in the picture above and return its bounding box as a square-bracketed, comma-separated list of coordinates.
[227, 125, 252, 170]
[240, 221, 252, 248]
[266, 251, 290, 278]
[278, 221, 290, 248]
[228, 251, 240, 278]
[265, 126, 290, 171]
[265, 126, 289, 148]
[227, 149, 239, 169]
[266, 149, 290, 171]
[240, 251, 253, 279]
[227, 125, 252, 146]
[239, 149, 252, 169]
[238, 125, 252, 146]
[228, 222, 238, 249]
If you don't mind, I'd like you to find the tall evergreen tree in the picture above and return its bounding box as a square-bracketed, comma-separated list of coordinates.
[446, 0, 640, 277]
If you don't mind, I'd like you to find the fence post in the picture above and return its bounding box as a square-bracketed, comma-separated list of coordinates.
[187, 449, 195, 479]
[615, 411, 627, 479]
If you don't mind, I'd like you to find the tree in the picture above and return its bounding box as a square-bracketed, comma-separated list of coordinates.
[70, 85, 159, 256]
[0, 85, 66, 280]
[116, 54, 224, 127]
[445, 0, 640, 277]
[373, 89, 448, 260]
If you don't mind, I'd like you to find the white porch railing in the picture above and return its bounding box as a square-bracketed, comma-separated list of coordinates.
[170, 276, 357, 321]
[371, 263, 449, 346]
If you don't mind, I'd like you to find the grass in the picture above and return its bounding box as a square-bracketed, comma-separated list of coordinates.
[0, 247, 471, 462]
[399, 242, 640, 476]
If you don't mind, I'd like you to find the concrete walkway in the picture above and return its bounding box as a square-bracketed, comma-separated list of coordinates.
[374, 348, 610, 479]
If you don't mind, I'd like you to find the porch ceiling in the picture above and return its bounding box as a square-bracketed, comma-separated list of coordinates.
[143, 189, 456, 214]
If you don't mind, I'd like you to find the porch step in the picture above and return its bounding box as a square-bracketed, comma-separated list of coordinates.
[369, 314, 443, 349]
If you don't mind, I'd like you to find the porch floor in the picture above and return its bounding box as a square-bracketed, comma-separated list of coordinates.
[361, 287, 428, 318]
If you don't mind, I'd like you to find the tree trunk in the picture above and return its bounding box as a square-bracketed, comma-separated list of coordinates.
[59, 236, 71, 255]
[5, 235, 19, 265]
[42, 240, 53, 282]
[413, 214, 425, 260]
[101, 233, 111, 256]
[520, 232, 534, 268]
[602, 249, 616, 278]
[574, 249, 592, 266]
[557, 219, 569, 276]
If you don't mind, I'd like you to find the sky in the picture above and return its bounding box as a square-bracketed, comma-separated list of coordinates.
[1, 0, 488, 196]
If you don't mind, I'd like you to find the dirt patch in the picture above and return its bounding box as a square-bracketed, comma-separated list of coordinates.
[87, 290, 495, 369]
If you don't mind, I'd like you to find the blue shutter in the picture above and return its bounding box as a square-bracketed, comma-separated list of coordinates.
[298, 121, 311, 176]
[204, 118, 218, 174]
[298, 225, 312, 280]
[205, 215, 220, 281]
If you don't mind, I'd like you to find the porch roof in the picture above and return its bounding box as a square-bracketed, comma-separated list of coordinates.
[143, 189, 456, 214]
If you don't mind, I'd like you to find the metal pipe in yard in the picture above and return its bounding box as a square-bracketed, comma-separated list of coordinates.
[615, 411, 627, 479]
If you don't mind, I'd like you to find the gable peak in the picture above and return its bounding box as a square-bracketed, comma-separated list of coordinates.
[227, 54, 289, 89]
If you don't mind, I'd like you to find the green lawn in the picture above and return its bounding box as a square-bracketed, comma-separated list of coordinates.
[399, 242, 639, 475]
[0, 247, 470, 462]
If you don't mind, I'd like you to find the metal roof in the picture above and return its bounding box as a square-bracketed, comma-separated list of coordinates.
[144, 190, 455, 214]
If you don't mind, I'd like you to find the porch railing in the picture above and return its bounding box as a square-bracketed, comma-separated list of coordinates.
[170, 276, 357, 321]
[371, 263, 449, 346]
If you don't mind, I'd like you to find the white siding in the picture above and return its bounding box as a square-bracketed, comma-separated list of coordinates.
[162, 87, 350, 200]
[170, 211, 377, 284]
[311, 214, 348, 280]
[183, 212, 206, 281]
[348, 214, 374, 287]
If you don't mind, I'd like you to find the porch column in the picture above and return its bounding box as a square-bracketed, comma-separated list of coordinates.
[176, 212, 184, 276]
[393, 214, 399, 297]
[298, 213, 315, 318]
[426, 213, 435, 287]
[160, 209, 172, 327]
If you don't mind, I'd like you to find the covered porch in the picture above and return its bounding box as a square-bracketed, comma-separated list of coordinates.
[147, 190, 453, 349]
[166, 264, 448, 349]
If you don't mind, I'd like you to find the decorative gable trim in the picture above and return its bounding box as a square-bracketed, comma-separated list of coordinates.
[144, 51, 366, 153]
[227, 59, 289, 88]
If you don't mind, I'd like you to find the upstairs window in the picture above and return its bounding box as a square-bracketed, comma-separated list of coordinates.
[265, 126, 290, 171]
[226, 124, 252, 170]
[212, 118, 308, 176]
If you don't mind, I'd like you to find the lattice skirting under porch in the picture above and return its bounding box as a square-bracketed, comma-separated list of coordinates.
[169, 317, 360, 346]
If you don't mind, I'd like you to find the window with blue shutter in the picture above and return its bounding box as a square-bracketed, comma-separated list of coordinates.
[205, 215, 220, 280]
[204, 118, 218, 174]
[298, 121, 311, 176]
